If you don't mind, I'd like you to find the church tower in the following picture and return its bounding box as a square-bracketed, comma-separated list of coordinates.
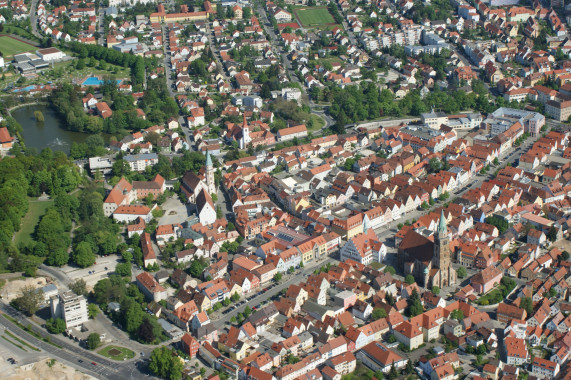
[433, 210, 456, 287]
[205, 150, 216, 195]
[240, 114, 250, 149]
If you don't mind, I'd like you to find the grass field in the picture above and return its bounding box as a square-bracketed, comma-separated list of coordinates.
[295, 7, 335, 27]
[98, 345, 136, 361]
[14, 199, 54, 246]
[308, 114, 325, 131]
[0, 36, 34, 57]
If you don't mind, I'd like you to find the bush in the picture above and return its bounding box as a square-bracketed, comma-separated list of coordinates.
[46, 318, 67, 334]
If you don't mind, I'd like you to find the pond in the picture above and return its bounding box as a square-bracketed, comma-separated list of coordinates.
[11, 104, 91, 154]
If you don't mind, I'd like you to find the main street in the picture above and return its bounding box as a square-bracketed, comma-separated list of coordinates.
[0, 303, 147, 380]
[28, 0, 43, 39]
[161, 24, 193, 148]
[211, 256, 337, 329]
[374, 132, 539, 245]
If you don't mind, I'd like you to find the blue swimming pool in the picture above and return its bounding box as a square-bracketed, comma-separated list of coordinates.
[13, 85, 37, 92]
[82, 77, 122, 86]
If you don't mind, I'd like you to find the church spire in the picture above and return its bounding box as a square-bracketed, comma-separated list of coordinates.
[242, 113, 247, 128]
[438, 209, 447, 235]
[205, 149, 212, 167]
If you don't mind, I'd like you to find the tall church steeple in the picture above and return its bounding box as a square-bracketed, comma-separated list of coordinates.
[205, 150, 215, 195]
[240, 114, 250, 149]
[432, 209, 455, 288]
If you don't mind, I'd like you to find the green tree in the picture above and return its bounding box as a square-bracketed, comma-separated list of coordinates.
[457, 266, 467, 279]
[384, 266, 396, 275]
[86, 333, 101, 350]
[73, 241, 96, 268]
[406, 289, 424, 317]
[11, 285, 43, 316]
[450, 309, 464, 321]
[149, 346, 183, 380]
[405, 274, 415, 285]
[115, 262, 132, 277]
[388, 363, 398, 380]
[70, 278, 87, 296]
[561, 251, 570, 261]
[88, 303, 100, 319]
[520, 296, 533, 314]
[431, 286, 440, 295]
[274, 272, 283, 282]
[188, 259, 208, 278]
[46, 318, 67, 334]
[547, 226, 558, 242]
[372, 308, 387, 320]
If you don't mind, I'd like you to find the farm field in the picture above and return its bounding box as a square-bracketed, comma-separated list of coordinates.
[294, 7, 335, 27]
[0, 36, 34, 57]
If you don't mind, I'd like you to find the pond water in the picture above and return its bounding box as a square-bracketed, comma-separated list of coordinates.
[11, 104, 90, 154]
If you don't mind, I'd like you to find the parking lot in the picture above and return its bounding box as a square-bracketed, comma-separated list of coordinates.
[59, 254, 120, 288]
[158, 196, 191, 226]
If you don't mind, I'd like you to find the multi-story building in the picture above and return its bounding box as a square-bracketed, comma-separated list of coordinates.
[50, 291, 89, 328]
[545, 100, 571, 122]
[421, 111, 449, 129]
[124, 153, 159, 172]
[532, 357, 559, 379]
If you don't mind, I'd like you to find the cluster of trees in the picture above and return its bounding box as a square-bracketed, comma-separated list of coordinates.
[260, 65, 288, 100]
[149, 346, 184, 380]
[50, 84, 106, 134]
[324, 79, 499, 134]
[68, 182, 120, 267]
[485, 216, 510, 234]
[69, 135, 107, 159]
[409, 0, 454, 23]
[0, 149, 82, 273]
[327, 2, 343, 24]
[93, 274, 166, 344]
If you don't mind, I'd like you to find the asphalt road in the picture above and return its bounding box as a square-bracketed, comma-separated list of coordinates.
[0, 303, 148, 380]
[29, 0, 43, 39]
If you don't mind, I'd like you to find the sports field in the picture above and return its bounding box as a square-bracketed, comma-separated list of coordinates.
[0, 36, 34, 57]
[294, 7, 335, 27]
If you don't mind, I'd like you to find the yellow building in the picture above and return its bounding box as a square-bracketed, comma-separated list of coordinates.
[297, 236, 328, 264]
[331, 214, 363, 240]
[150, 11, 208, 23]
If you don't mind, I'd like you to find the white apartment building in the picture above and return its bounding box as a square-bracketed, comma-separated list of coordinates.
[50, 291, 89, 328]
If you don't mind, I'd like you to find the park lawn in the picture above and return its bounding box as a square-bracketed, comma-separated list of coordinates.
[308, 114, 325, 131]
[14, 199, 54, 246]
[98, 345, 135, 361]
[0, 36, 34, 57]
[295, 7, 335, 27]
[50, 60, 130, 82]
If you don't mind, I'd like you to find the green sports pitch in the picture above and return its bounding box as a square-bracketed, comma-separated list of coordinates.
[0, 36, 34, 57]
[295, 7, 336, 27]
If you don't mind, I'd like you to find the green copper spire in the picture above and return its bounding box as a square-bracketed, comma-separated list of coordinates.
[205, 150, 212, 167]
[438, 209, 447, 235]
